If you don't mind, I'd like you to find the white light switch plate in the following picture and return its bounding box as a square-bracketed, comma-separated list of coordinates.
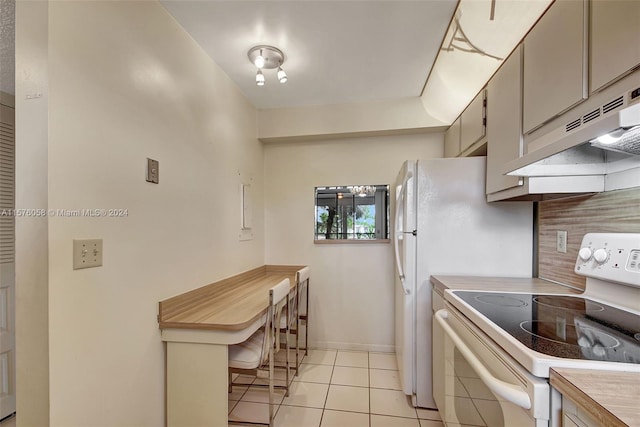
[73, 239, 103, 269]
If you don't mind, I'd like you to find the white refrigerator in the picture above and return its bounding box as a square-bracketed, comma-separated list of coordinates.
[393, 157, 533, 408]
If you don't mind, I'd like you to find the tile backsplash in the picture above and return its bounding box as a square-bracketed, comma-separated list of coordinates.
[537, 188, 640, 289]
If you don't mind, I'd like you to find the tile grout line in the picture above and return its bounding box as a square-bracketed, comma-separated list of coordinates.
[228, 375, 254, 416]
[318, 349, 337, 427]
[368, 351, 372, 427]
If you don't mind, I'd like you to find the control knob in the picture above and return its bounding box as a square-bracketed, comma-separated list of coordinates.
[578, 247, 592, 261]
[593, 248, 609, 264]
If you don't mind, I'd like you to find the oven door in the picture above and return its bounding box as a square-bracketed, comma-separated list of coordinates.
[433, 304, 550, 427]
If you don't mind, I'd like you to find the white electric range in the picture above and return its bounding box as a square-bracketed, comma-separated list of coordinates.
[434, 233, 640, 427]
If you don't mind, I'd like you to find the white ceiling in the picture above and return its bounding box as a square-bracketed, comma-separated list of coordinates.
[160, 0, 458, 110]
[2, 0, 549, 120]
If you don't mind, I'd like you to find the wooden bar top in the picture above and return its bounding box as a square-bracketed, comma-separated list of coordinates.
[551, 368, 640, 427]
[158, 265, 305, 331]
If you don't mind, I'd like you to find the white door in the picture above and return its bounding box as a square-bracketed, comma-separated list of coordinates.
[0, 103, 15, 419]
[393, 161, 416, 397]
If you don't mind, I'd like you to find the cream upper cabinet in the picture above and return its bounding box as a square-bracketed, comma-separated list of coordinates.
[444, 117, 461, 158]
[522, 0, 588, 134]
[486, 46, 524, 196]
[460, 90, 486, 152]
[590, 0, 640, 93]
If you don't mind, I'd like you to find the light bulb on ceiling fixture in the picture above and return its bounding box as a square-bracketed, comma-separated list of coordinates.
[254, 50, 266, 69]
[277, 66, 288, 83]
[256, 69, 265, 86]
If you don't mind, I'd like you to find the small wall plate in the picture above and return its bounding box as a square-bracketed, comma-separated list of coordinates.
[146, 158, 159, 184]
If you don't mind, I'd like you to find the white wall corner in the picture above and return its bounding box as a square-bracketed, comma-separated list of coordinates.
[15, 0, 51, 425]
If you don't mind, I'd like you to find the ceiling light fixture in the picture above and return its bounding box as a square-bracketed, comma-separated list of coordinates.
[256, 69, 265, 86]
[349, 186, 377, 197]
[277, 66, 288, 83]
[248, 45, 287, 86]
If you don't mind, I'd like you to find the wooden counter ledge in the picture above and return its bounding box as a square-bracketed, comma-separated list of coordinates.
[158, 265, 305, 331]
[158, 264, 308, 426]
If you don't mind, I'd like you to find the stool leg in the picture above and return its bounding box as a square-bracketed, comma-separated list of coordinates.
[295, 289, 300, 375]
[269, 323, 275, 427]
[305, 281, 309, 356]
[286, 335, 291, 396]
[295, 320, 300, 376]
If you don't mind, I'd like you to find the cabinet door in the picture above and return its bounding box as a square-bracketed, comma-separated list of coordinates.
[523, 0, 588, 134]
[590, 0, 640, 93]
[460, 90, 486, 152]
[486, 46, 524, 195]
[444, 117, 461, 158]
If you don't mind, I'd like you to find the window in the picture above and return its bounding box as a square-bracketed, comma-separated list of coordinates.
[314, 185, 389, 241]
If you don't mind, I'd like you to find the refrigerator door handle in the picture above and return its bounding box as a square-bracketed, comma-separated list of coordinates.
[394, 169, 412, 295]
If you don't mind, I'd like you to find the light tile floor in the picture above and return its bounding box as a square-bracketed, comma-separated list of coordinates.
[228, 349, 443, 427]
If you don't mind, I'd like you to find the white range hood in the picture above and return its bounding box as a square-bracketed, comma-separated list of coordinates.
[503, 94, 640, 193]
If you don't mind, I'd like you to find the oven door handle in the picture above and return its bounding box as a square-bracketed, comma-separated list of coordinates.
[435, 309, 532, 410]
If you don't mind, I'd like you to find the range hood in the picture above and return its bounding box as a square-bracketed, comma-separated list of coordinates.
[503, 95, 640, 193]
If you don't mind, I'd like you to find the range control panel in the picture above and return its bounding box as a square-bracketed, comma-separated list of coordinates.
[575, 233, 640, 287]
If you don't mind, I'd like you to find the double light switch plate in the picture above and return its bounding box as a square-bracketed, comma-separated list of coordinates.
[73, 239, 103, 269]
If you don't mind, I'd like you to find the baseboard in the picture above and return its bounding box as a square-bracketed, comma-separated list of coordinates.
[309, 340, 395, 353]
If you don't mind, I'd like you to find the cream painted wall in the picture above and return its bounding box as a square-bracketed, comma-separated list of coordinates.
[258, 97, 447, 141]
[18, 2, 263, 426]
[15, 1, 50, 425]
[264, 133, 443, 351]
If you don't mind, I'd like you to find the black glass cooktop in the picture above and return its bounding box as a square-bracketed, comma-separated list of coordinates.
[452, 291, 640, 363]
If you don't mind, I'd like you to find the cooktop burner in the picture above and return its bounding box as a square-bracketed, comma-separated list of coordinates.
[453, 291, 640, 363]
[532, 295, 605, 312]
[474, 294, 528, 307]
